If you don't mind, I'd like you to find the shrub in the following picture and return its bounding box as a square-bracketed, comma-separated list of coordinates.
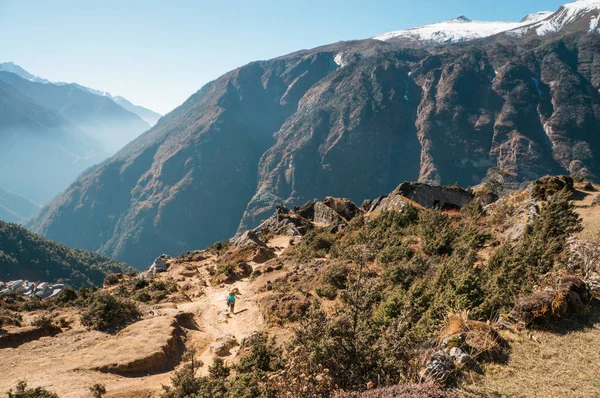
[20, 296, 49, 311]
[133, 278, 149, 290]
[103, 273, 122, 286]
[237, 333, 282, 373]
[54, 286, 78, 306]
[289, 229, 337, 260]
[89, 383, 106, 398]
[80, 292, 140, 332]
[315, 285, 338, 300]
[7, 381, 58, 398]
[31, 315, 54, 329]
[208, 358, 230, 379]
[335, 383, 456, 397]
[376, 244, 414, 266]
[323, 263, 350, 289]
[419, 209, 456, 255]
[161, 349, 227, 398]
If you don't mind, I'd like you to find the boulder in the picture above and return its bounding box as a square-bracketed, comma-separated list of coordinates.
[424, 350, 455, 381]
[510, 274, 590, 323]
[313, 202, 345, 226]
[365, 193, 411, 213]
[146, 255, 170, 274]
[231, 230, 267, 249]
[394, 182, 474, 210]
[448, 347, 472, 367]
[209, 335, 238, 356]
[322, 197, 362, 221]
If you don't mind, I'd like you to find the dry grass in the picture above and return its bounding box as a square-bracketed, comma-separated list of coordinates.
[461, 303, 600, 398]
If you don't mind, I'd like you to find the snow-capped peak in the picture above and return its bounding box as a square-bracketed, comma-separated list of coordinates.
[373, 16, 533, 44]
[527, 0, 600, 36]
[450, 15, 472, 23]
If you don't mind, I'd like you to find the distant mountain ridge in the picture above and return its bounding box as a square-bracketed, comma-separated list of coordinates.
[0, 71, 150, 153]
[0, 188, 40, 224]
[0, 62, 162, 127]
[0, 64, 157, 215]
[0, 78, 107, 205]
[29, 0, 600, 267]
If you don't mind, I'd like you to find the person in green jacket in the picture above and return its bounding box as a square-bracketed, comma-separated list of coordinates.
[226, 288, 241, 314]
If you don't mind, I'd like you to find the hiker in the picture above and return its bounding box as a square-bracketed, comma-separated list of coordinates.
[227, 288, 241, 314]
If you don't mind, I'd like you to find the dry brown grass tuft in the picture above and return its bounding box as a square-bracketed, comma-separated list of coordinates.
[461, 304, 600, 398]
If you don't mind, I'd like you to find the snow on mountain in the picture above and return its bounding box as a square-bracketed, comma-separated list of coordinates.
[528, 0, 600, 35]
[0, 62, 50, 84]
[521, 11, 554, 23]
[0, 62, 162, 124]
[373, 12, 551, 44]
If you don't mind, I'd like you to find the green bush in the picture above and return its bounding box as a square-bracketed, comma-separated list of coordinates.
[376, 243, 414, 265]
[236, 333, 282, 374]
[323, 263, 350, 289]
[315, 285, 337, 300]
[80, 292, 140, 332]
[289, 229, 337, 260]
[419, 208, 456, 255]
[8, 381, 58, 398]
[31, 315, 54, 329]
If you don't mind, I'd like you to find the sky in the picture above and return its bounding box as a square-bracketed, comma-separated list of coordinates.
[0, 0, 567, 115]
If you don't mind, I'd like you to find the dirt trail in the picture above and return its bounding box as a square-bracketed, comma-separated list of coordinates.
[0, 236, 291, 397]
[177, 273, 264, 373]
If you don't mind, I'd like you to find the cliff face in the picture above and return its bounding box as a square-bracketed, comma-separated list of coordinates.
[29, 27, 600, 267]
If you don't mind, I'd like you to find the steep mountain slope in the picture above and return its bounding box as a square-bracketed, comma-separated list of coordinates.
[0, 71, 150, 152]
[0, 80, 106, 204]
[113, 96, 162, 126]
[0, 220, 134, 286]
[0, 188, 40, 223]
[29, 0, 600, 266]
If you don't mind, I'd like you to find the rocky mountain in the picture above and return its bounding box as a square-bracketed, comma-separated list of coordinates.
[0, 71, 150, 153]
[0, 79, 107, 205]
[0, 220, 134, 286]
[0, 188, 40, 223]
[29, 0, 600, 267]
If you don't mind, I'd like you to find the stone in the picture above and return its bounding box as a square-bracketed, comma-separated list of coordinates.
[209, 335, 238, 356]
[322, 197, 362, 221]
[395, 182, 474, 210]
[425, 350, 455, 381]
[230, 230, 267, 249]
[313, 202, 344, 226]
[146, 255, 170, 274]
[449, 347, 472, 366]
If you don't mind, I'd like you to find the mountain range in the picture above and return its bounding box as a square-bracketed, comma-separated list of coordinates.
[0, 63, 162, 216]
[0, 62, 162, 127]
[28, 0, 600, 268]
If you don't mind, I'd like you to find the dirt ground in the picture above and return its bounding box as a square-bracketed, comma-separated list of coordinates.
[0, 237, 291, 397]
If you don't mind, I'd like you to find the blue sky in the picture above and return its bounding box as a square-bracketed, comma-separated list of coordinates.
[0, 0, 566, 114]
